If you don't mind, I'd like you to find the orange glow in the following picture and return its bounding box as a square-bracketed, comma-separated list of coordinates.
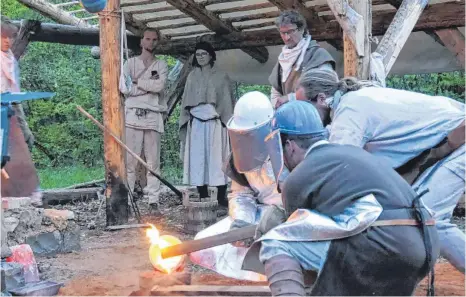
[146, 224, 184, 274]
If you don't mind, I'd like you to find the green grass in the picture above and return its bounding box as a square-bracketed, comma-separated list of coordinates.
[37, 164, 183, 189]
[38, 165, 105, 189]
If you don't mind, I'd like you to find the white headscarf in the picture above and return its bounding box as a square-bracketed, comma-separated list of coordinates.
[278, 36, 310, 83]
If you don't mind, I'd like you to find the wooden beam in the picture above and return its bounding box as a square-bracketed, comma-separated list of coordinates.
[16, 0, 92, 28]
[343, 0, 372, 79]
[99, 0, 129, 226]
[433, 28, 465, 69]
[165, 0, 269, 63]
[163, 56, 194, 122]
[224, 11, 280, 23]
[375, 0, 429, 75]
[386, 0, 464, 69]
[11, 21, 141, 50]
[11, 20, 41, 60]
[268, 0, 323, 26]
[42, 187, 101, 205]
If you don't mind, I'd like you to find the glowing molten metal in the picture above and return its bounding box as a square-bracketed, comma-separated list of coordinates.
[146, 224, 185, 274]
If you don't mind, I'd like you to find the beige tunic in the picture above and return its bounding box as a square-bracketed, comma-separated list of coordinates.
[120, 57, 168, 133]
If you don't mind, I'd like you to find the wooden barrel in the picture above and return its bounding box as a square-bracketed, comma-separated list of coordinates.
[182, 187, 218, 234]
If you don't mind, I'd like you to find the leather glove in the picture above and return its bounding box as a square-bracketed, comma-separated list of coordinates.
[229, 219, 255, 248]
[254, 205, 287, 240]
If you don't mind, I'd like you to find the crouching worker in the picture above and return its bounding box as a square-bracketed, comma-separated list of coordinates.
[247, 100, 440, 295]
[189, 92, 286, 281]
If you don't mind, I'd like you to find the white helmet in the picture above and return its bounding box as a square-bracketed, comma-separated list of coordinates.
[227, 91, 274, 173]
[228, 91, 274, 130]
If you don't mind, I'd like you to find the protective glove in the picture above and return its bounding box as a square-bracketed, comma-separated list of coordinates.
[254, 205, 287, 240]
[229, 219, 255, 248]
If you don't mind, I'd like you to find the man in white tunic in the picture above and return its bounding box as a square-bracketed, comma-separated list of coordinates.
[293, 67, 465, 273]
[179, 42, 234, 205]
[120, 28, 168, 208]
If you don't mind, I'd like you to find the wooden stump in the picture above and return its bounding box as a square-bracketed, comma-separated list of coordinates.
[182, 187, 218, 234]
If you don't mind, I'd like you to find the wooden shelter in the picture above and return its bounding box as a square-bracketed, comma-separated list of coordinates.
[10, 0, 465, 225]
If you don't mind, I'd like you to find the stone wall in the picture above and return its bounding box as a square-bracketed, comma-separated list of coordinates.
[2, 198, 81, 256]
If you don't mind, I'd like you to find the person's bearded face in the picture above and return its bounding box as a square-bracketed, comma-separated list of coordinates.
[140, 30, 158, 53]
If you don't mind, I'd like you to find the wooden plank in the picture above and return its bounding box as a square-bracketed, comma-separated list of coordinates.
[375, 0, 429, 75]
[343, 0, 372, 78]
[106, 223, 149, 231]
[213, 2, 275, 15]
[42, 187, 101, 205]
[151, 285, 272, 296]
[224, 11, 280, 23]
[64, 179, 105, 189]
[17, 2, 465, 54]
[268, 0, 323, 26]
[99, 0, 129, 226]
[165, 0, 269, 63]
[433, 28, 465, 68]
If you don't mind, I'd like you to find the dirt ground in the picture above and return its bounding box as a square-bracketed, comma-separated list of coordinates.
[36, 187, 465, 296]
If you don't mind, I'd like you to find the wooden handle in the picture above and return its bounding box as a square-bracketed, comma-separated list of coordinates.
[76, 105, 182, 198]
[161, 224, 257, 259]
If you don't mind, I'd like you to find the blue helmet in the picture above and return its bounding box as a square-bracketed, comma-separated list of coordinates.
[272, 100, 328, 138]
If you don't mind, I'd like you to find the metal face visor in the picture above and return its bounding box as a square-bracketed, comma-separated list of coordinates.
[227, 119, 272, 173]
[264, 129, 285, 185]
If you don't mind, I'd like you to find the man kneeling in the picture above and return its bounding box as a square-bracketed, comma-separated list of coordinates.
[250, 100, 439, 296]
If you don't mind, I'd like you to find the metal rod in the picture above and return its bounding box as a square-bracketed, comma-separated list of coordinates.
[161, 225, 257, 259]
[76, 105, 183, 198]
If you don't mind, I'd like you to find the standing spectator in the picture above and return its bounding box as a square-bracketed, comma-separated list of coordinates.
[179, 42, 234, 206]
[120, 28, 168, 210]
[269, 10, 335, 109]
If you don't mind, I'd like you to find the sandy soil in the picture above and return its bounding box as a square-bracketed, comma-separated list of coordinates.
[36, 187, 465, 296]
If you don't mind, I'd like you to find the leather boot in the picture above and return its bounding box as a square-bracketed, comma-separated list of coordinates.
[265, 254, 306, 296]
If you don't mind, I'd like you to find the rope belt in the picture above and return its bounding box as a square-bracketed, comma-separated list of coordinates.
[371, 219, 436, 227]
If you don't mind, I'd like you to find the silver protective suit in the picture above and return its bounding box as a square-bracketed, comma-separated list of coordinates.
[188, 159, 384, 281]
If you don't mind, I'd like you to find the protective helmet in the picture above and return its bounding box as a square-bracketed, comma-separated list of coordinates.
[227, 91, 274, 173]
[272, 100, 327, 137]
[265, 100, 327, 183]
[228, 91, 273, 130]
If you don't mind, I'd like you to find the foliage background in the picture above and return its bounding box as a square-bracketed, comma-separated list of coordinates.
[1, 0, 465, 187]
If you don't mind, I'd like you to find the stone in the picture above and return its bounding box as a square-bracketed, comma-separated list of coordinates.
[62, 224, 81, 253]
[1, 198, 31, 210]
[0, 262, 25, 290]
[3, 218, 19, 233]
[25, 231, 62, 256]
[43, 209, 75, 231]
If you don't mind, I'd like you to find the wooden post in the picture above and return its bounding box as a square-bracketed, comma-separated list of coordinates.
[99, 0, 128, 226]
[343, 0, 372, 79]
[375, 0, 428, 75]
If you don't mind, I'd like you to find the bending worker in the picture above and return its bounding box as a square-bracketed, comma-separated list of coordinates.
[189, 92, 285, 281]
[249, 100, 439, 296]
[293, 67, 465, 273]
